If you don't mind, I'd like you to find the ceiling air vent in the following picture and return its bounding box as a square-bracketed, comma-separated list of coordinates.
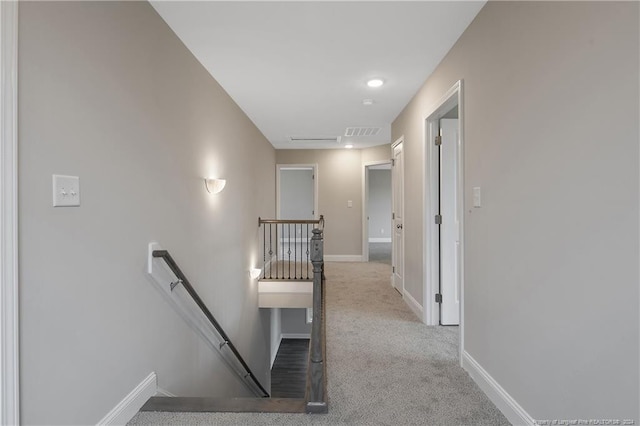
[289, 136, 340, 143]
[345, 127, 381, 137]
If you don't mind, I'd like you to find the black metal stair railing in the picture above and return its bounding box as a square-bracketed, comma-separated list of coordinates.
[152, 249, 270, 398]
[140, 222, 327, 414]
[258, 215, 324, 281]
[258, 216, 327, 413]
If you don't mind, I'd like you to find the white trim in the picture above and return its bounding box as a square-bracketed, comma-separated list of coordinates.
[402, 289, 423, 320]
[0, 3, 19, 425]
[270, 308, 282, 368]
[324, 255, 362, 262]
[276, 163, 319, 220]
[258, 281, 313, 294]
[280, 333, 311, 339]
[368, 238, 391, 243]
[97, 372, 157, 426]
[462, 351, 535, 426]
[391, 137, 405, 296]
[422, 81, 465, 363]
[270, 333, 282, 368]
[362, 159, 392, 262]
[155, 387, 176, 398]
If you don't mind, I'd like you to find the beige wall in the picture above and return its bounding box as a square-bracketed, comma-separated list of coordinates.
[19, 2, 275, 424]
[393, 1, 638, 422]
[276, 145, 390, 257]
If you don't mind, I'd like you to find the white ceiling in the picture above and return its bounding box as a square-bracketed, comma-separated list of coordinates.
[150, 1, 485, 150]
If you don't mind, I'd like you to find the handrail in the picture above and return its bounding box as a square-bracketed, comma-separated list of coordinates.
[258, 215, 324, 230]
[152, 249, 270, 398]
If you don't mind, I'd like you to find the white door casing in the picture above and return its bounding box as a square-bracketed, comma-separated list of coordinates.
[391, 139, 404, 295]
[423, 80, 465, 363]
[439, 118, 460, 325]
[0, 2, 19, 424]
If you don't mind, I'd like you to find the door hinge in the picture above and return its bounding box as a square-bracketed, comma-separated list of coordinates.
[435, 135, 442, 146]
[392, 212, 395, 220]
[435, 293, 442, 303]
[392, 266, 395, 273]
[391, 158, 395, 166]
[312, 174, 315, 180]
[435, 214, 442, 225]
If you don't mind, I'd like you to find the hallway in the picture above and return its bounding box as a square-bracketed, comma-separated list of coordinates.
[130, 262, 508, 425]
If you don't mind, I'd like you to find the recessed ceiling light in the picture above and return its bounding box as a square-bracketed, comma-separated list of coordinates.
[345, 144, 354, 149]
[366, 78, 384, 88]
[362, 99, 374, 106]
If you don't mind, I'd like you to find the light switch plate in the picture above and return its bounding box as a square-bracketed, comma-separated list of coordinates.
[473, 187, 481, 208]
[53, 174, 80, 207]
[347, 200, 353, 208]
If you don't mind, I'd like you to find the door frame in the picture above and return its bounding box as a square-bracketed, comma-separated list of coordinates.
[275, 164, 319, 220]
[391, 137, 404, 293]
[0, 2, 19, 424]
[361, 159, 392, 262]
[423, 80, 465, 359]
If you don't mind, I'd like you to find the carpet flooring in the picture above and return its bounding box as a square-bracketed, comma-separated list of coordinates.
[368, 242, 392, 265]
[129, 262, 509, 425]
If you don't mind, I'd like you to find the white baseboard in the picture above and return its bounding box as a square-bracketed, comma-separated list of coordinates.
[403, 289, 424, 320]
[97, 372, 157, 425]
[281, 333, 311, 339]
[155, 387, 176, 397]
[369, 238, 392, 243]
[324, 255, 363, 262]
[462, 351, 535, 426]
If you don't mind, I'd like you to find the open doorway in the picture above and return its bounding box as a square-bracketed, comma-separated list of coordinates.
[424, 81, 464, 337]
[362, 162, 392, 265]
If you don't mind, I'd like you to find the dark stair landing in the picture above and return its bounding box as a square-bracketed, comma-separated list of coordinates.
[140, 338, 312, 414]
[271, 338, 310, 398]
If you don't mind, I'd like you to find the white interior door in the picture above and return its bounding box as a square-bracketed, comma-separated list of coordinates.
[439, 119, 460, 325]
[276, 165, 317, 262]
[279, 168, 314, 220]
[392, 142, 404, 294]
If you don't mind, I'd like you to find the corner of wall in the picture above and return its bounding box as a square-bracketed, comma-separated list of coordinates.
[461, 352, 535, 426]
[97, 372, 157, 426]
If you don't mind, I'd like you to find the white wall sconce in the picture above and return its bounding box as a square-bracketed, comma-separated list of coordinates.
[249, 268, 262, 280]
[205, 178, 226, 194]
